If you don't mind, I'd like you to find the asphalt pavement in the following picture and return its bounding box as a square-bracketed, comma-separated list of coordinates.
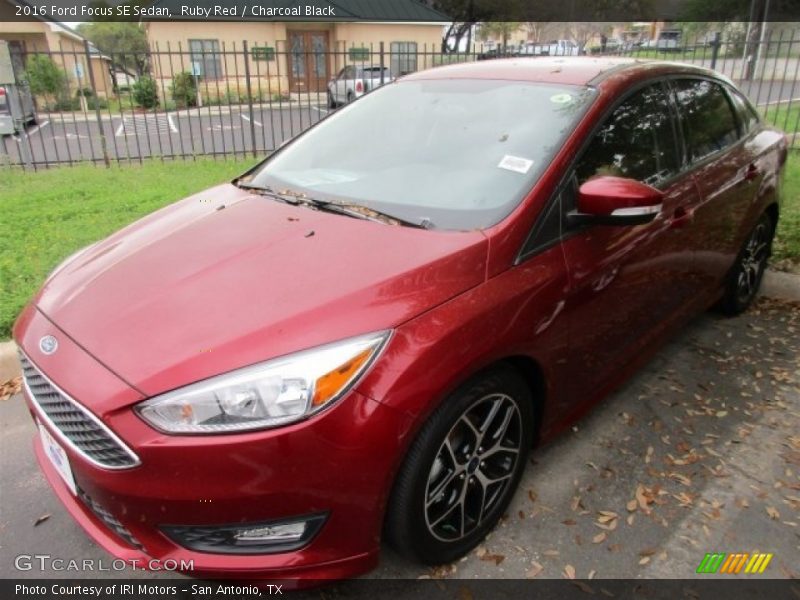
[1, 295, 798, 581]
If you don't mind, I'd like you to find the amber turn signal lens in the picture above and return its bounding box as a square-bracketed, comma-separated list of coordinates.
[312, 347, 373, 407]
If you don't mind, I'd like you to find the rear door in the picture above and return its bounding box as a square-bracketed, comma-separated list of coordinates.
[558, 82, 704, 412]
[670, 78, 756, 290]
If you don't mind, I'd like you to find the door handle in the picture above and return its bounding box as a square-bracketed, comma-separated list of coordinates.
[742, 163, 760, 182]
[670, 206, 695, 229]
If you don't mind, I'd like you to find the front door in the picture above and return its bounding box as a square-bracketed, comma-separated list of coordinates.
[559, 82, 704, 414]
[287, 31, 329, 93]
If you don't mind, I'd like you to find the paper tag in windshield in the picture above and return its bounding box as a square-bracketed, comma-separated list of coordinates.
[498, 155, 533, 174]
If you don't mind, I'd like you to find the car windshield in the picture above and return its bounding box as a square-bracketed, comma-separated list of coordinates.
[247, 79, 596, 230]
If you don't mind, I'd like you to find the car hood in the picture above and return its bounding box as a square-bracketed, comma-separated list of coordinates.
[34, 184, 487, 398]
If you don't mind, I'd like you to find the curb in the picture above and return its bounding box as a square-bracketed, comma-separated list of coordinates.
[0, 271, 797, 385]
[0, 340, 19, 383]
[760, 269, 800, 303]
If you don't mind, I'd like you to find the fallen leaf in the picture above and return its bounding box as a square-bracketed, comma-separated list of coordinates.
[626, 499, 638, 512]
[572, 581, 595, 594]
[767, 506, 781, 520]
[639, 556, 651, 565]
[563, 564, 576, 579]
[33, 514, 50, 527]
[526, 561, 544, 579]
[593, 532, 607, 544]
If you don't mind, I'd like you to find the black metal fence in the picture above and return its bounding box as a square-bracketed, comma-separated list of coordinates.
[2, 30, 800, 170]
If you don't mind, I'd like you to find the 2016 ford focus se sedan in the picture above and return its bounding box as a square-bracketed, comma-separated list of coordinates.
[14, 58, 786, 581]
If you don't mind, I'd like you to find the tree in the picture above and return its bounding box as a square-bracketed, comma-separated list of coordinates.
[76, 22, 149, 76]
[23, 55, 66, 104]
[479, 22, 521, 51]
[170, 72, 197, 108]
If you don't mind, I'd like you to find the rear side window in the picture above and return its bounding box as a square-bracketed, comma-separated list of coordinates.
[575, 83, 679, 187]
[727, 89, 760, 133]
[673, 79, 739, 160]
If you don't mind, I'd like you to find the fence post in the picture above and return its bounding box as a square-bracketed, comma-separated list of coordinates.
[83, 40, 111, 167]
[242, 40, 257, 158]
[379, 41, 385, 85]
[710, 32, 722, 71]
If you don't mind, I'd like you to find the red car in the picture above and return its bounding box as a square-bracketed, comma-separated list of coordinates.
[14, 58, 785, 581]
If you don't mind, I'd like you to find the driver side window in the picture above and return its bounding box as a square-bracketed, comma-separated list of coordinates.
[575, 83, 679, 187]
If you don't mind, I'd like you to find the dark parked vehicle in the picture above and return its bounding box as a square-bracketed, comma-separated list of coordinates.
[15, 58, 785, 582]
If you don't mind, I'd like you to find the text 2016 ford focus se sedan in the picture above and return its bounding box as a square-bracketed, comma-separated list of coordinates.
[14, 58, 786, 581]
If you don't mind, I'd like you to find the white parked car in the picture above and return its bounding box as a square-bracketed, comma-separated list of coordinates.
[518, 40, 581, 57]
[327, 66, 393, 107]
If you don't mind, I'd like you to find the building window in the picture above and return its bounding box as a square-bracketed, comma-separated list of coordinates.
[188, 39, 222, 79]
[390, 42, 417, 76]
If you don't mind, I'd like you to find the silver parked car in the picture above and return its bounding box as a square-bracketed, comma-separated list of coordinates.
[327, 65, 393, 107]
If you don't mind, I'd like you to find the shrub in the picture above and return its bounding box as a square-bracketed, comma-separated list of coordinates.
[132, 76, 158, 108]
[170, 71, 197, 108]
[23, 55, 66, 101]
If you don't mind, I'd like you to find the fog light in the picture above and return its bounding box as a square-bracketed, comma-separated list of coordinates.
[234, 522, 305, 543]
[161, 513, 326, 555]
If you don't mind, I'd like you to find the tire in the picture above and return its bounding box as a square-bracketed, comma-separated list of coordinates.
[327, 90, 336, 109]
[346, 91, 355, 104]
[385, 366, 534, 564]
[719, 211, 775, 316]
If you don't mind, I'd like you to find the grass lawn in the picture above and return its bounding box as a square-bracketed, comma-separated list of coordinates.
[0, 158, 248, 339]
[1, 154, 799, 341]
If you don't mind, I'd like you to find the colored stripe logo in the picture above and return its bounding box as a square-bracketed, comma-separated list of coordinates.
[696, 552, 773, 574]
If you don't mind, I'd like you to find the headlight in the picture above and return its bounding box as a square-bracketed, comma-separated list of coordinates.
[136, 331, 390, 434]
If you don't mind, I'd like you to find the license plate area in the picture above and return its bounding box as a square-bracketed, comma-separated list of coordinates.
[39, 424, 77, 496]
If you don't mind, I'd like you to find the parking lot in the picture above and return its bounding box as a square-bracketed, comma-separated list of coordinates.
[0, 103, 329, 166]
[1, 295, 798, 581]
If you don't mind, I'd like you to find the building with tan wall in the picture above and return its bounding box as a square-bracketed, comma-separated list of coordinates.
[145, 0, 447, 102]
[0, 1, 113, 96]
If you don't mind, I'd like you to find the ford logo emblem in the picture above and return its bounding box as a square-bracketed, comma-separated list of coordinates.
[39, 335, 58, 355]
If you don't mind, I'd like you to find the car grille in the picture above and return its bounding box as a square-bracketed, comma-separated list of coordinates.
[20, 352, 140, 469]
[78, 487, 144, 550]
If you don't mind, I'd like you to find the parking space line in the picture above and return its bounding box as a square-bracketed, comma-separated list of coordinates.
[115, 121, 125, 137]
[27, 120, 49, 137]
[167, 114, 178, 132]
[240, 114, 262, 127]
[311, 107, 329, 115]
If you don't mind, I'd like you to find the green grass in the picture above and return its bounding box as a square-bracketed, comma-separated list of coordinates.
[762, 104, 800, 135]
[1, 153, 799, 341]
[774, 152, 800, 266]
[0, 158, 247, 339]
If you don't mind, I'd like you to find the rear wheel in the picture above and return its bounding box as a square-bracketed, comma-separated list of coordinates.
[385, 367, 533, 564]
[346, 91, 355, 104]
[719, 212, 775, 316]
[326, 90, 336, 109]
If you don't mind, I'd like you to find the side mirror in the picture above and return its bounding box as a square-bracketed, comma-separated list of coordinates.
[567, 176, 664, 227]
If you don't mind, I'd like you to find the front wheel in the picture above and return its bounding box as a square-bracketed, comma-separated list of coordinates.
[385, 367, 533, 564]
[326, 90, 336, 109]
[719, 211, 775, 316]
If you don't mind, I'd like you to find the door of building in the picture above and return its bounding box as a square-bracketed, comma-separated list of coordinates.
[287, 31, 329, 93]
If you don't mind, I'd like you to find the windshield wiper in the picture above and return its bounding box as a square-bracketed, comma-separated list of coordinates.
[237, 183, 432, 229]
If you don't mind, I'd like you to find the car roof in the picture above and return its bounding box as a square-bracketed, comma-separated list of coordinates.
[403, 57, 724, 88]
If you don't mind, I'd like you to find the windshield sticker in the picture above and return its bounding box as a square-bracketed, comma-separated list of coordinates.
[498, 155, 534, 174]
[550, 93, 573, 104]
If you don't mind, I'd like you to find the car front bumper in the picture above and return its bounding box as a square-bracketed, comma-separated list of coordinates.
[17, 306, 413, 581]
